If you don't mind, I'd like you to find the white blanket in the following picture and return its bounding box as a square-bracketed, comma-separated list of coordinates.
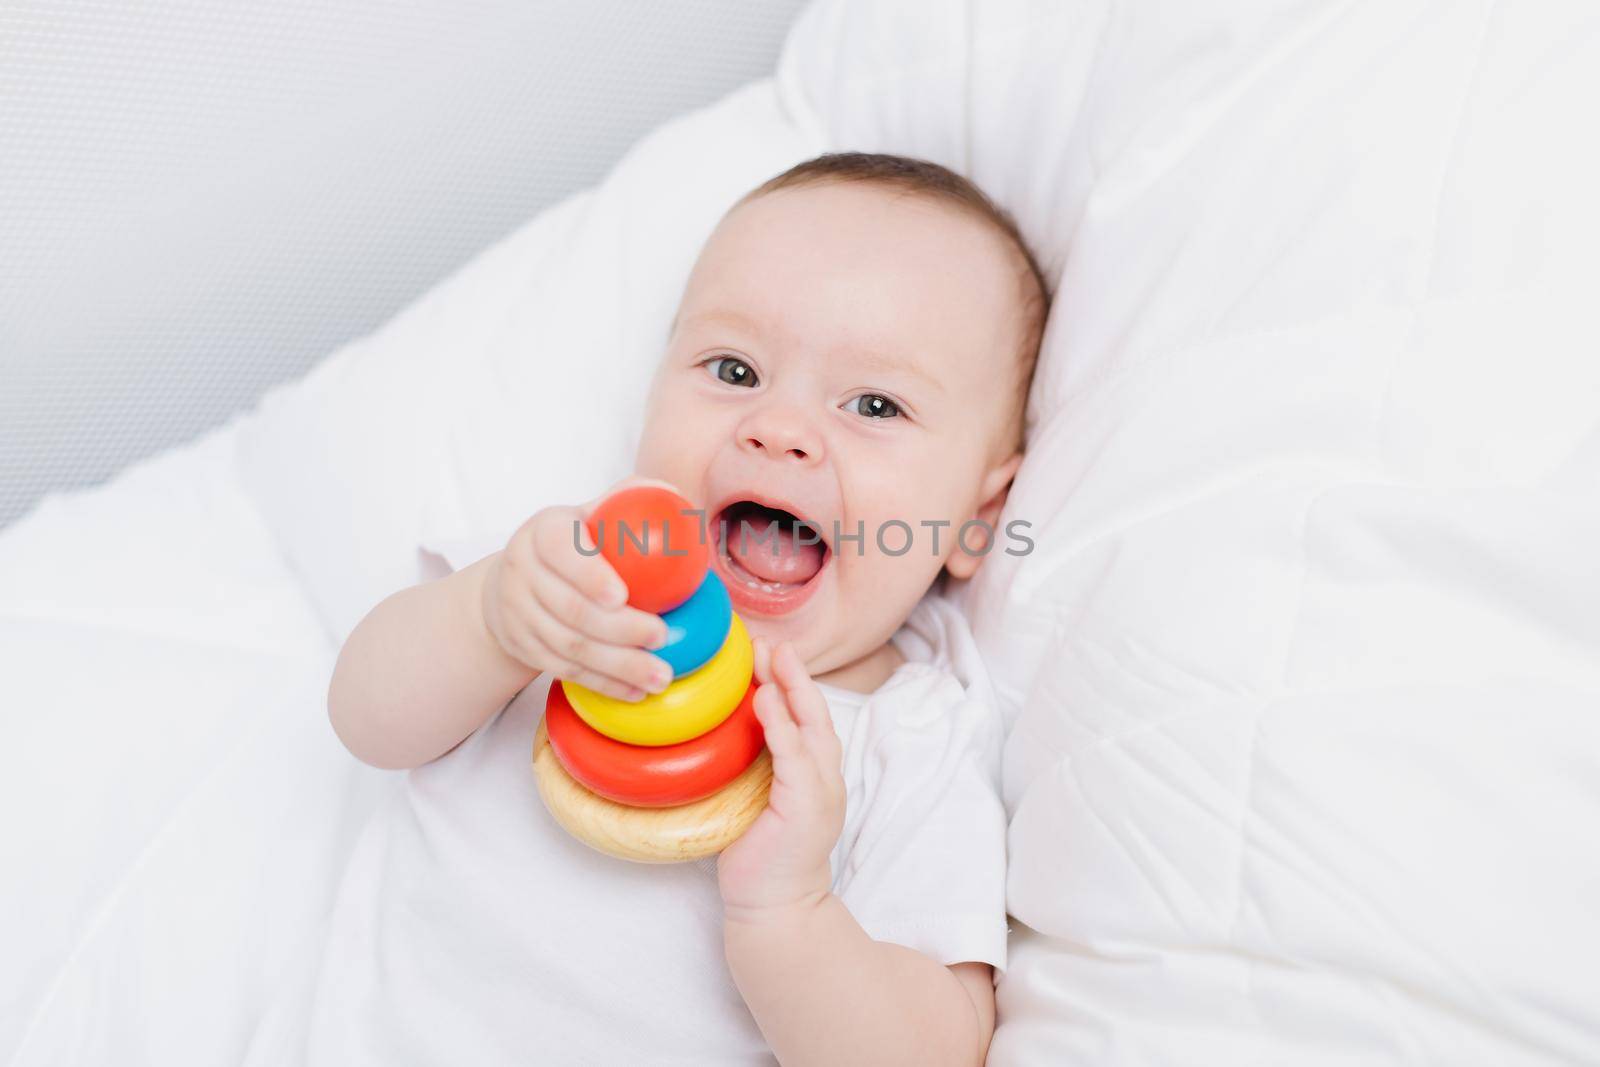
[0, 428, 396, 1062]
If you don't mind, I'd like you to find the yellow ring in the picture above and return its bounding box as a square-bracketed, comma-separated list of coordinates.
[564, 614, 753, 746]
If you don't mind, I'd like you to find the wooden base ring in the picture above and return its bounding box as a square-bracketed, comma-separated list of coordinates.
[533, 719, 772, 863]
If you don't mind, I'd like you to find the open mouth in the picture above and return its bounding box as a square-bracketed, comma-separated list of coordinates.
[711, 499, 831, 616]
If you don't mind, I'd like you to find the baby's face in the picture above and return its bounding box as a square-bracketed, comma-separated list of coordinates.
[636, 182, 1026, 679]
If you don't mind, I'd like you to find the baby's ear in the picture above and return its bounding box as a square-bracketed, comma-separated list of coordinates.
[945, 451, 1024, 581]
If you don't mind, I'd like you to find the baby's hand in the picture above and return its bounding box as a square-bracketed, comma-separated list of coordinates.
[482, 496, 672, 702]
[718, 639, 845, 919]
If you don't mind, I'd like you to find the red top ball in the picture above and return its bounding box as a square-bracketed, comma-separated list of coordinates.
[586, 485, 710, 614]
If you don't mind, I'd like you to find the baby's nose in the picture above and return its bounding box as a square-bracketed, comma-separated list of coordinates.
[737, 408, 823, 465]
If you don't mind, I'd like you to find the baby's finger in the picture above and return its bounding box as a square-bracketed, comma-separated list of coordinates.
[513, 631, 644, 702]
[528, 564, 667, 651]
[562, 664, 647, 703]
[523, 607, 671, 695]
[752, 683, 806, 769]
[751, 636, 775, 687]
[533, 507, 628, 609]
[754, 689, 824, 802]
[772, 643, 843, 768]
[772, 644, 832, 732]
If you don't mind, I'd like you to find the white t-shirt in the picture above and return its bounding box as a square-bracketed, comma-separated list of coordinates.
[294, 593, 1007, 1066]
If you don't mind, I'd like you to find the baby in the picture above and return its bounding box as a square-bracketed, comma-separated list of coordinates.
[325, 153, 1048, 1065]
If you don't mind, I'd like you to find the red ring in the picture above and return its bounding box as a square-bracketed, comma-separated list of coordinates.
[543, 679, 764, 807]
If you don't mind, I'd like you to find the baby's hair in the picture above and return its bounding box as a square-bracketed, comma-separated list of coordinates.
[741, 152, 1050, 453]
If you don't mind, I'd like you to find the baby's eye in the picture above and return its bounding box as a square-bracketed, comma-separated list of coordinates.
[849, 394, 901, 419]
[704, 356, 758, 388]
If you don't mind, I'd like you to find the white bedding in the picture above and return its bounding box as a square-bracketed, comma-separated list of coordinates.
[0, 428, 396, 1061]
[4, 1, 1598, 1064]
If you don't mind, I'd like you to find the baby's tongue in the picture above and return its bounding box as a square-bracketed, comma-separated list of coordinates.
[728, 521, 824, 585]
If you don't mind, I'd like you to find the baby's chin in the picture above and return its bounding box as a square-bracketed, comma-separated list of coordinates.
[729, 573, 835, 665]
[737, 588, 904, 690]
[729, 582, 826, 648]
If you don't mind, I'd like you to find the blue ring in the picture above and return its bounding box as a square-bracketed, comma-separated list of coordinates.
[655, 571, 733, 677]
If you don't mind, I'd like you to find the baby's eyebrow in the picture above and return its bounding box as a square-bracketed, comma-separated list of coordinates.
[847, 348, 944, 394]
[676, 308, 766, 340]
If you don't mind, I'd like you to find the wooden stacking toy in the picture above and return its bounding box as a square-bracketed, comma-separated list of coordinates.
[532, 485, 771, 862]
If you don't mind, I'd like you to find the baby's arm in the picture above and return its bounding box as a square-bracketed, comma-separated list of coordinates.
[328, 503, 669, 770]
[328, 554, 529, 769]
[726, 899, 995, 1065]
[718, 642, 996, 1066]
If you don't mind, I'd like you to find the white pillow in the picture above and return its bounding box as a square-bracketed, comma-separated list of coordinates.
[747, 1, 1600, 1062]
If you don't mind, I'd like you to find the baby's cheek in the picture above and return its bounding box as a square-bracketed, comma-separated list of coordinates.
[849, 555, 936, 647]
[633, 416, 703, 492]
[846, 522, 945, 601]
